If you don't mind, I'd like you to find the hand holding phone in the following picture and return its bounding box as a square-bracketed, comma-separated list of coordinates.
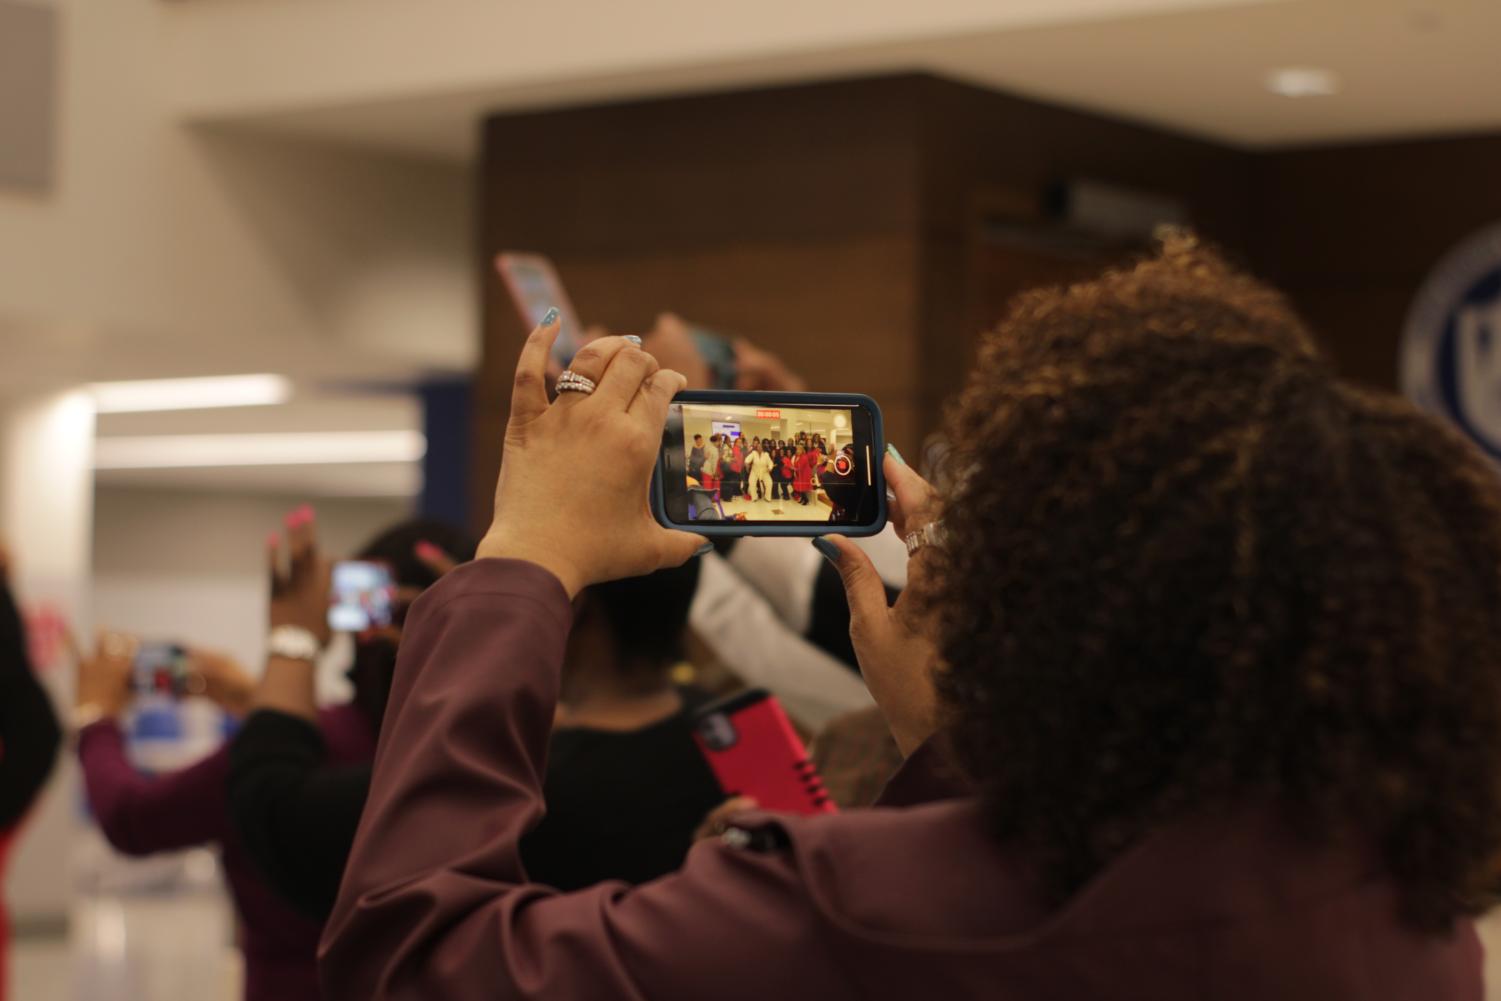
[132, 642, 189, 698]
[652, 391, 887, 537]
[693, 689, 836, 815]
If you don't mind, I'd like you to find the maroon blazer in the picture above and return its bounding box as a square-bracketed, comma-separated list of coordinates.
[321, 559, 1482, 1001]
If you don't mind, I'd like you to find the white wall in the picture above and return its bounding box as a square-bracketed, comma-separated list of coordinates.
[0, 0, 475, 398]
[90, 486, 411, 680]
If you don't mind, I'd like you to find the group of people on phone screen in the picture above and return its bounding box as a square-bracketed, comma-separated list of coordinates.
[688, 431, 831, 506]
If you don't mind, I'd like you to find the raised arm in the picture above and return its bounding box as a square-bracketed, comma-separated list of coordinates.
[321, 558, 849, 1001]
[76, 721, 231, 854]
[323, 318, 857, 1000]
[71, 629, 245, 854]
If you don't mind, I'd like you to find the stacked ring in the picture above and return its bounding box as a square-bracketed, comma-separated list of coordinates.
[556, 370, 597, 395]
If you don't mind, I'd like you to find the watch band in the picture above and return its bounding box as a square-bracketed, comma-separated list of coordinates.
[904, 520, 947, 557]
[267, 625, 321, 663]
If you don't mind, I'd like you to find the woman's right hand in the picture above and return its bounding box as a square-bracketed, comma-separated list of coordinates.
[477, 315, 707, 596]
[819, 454, 944, 756]
[74, 629, 137, 719]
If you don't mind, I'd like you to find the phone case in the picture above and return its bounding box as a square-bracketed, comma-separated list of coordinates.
[652, 390, 888, 538]
[692, 689, 837, 815]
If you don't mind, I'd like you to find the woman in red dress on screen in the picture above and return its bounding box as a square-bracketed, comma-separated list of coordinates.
[792, 443, 817, 505]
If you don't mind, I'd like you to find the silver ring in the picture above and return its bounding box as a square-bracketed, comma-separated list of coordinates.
[556, 370, 597, 395]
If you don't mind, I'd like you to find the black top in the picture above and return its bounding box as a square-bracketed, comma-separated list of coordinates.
[229, 688, 723, 917]
[228, 710, 371, 919]
[0, 582, 61, 830]
[520, 690, 724, 891]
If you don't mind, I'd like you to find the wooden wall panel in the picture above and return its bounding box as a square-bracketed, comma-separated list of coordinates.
[1250, 134, 1501, 390]
[474, 71, 1501, 529]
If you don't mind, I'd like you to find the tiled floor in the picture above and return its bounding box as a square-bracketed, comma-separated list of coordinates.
[713, 494, 834, 523]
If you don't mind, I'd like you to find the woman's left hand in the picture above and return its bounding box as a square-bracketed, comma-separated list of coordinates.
[478, 316, 707, 596]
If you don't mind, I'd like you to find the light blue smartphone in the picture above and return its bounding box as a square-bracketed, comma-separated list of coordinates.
[494, 252, 583, 367]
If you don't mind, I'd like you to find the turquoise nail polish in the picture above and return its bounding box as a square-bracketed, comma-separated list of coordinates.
[624, 335, 643, 347]
[695, 541, 713, 556]
[540, 307, 560, 328]
[812, 537, 840, 563]
[886, 443, 906, 465]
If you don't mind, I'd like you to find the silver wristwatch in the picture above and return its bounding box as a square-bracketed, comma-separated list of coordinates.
[904, 520, 947, 557]
[267, 625, 321, 663]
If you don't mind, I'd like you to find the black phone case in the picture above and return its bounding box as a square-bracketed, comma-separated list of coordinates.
[651, 390, 889, 538]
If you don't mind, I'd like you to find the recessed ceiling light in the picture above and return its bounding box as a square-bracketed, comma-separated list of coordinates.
[1265, 67, 1340, 99]
[89, 374, 292, 413]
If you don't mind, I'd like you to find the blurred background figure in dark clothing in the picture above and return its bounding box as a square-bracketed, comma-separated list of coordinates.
[521, 558, 723, 890]
[0, 545, 61, 1001]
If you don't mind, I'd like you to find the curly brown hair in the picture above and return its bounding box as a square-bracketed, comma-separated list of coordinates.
[926, 235, 1501, 932]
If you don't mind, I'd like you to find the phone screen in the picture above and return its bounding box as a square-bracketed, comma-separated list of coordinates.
[655, 392, 886, 535]
[329, 561, 397, 633]
[133, 642, 188, 697]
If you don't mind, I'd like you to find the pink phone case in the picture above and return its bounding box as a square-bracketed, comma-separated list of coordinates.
[693, 689, 836, 815]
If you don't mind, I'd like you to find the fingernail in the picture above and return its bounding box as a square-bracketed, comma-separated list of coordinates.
[624, 335, 643, 347]
[886, 488, 896, 503]
[298, 503, 315, 521]
[695, 541, 714, 556]
[414, 541, 441, 559]
[886, 443, 906, 465]
[539, 307, 560, 328]
[812, 537, 840, 563]
[266, 532, 281, 548]
[283, 510, 302, 528]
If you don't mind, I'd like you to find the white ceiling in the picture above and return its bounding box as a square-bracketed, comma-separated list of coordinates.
[174, 0, 1501, 160]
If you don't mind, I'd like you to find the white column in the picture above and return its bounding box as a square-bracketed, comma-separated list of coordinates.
[1, 390, 95, 923]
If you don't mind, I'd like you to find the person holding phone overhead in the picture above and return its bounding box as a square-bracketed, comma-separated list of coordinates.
[72, 619, 334, 1001]
[323, 242, 1501, 1001]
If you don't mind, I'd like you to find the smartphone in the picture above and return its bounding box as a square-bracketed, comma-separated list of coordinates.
[328, 561, 397, 633]
[494, 252, 585, 368]
[132, 642, 189, 698]
[693, 689, 836, 815]
[687, 325, 738, 390]
[652, 390, 887, 537]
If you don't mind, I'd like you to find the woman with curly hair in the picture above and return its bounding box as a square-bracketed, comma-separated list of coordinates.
[320, 240, 1501, 1001]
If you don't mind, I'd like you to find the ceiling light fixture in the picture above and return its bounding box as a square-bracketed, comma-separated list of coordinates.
[93, 430, 427, 469]
[1265, 67, 1340, 99]
[89, 374, 292, 414]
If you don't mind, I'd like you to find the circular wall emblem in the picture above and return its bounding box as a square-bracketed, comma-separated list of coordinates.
[1402, 222, 1501, 460]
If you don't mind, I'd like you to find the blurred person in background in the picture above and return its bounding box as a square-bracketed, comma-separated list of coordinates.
[0, 545, 61, 1001]
[520, 557, 723, 890]
[72, 627, 330, 1001]
[226, 514, 475, 921]
[231, 513, 718, 911]
[324, 241, 1501, 1000]
[71, 507, 461, 1000]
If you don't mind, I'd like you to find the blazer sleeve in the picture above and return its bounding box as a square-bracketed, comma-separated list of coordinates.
[0, 582, 61, 829]
[320, 559, 853, 1001]
[228, 709, 372, 920]
[76, 722, 231, 854]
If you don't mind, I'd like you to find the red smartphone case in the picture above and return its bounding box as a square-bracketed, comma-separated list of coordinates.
[692, 689, 836, 815]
